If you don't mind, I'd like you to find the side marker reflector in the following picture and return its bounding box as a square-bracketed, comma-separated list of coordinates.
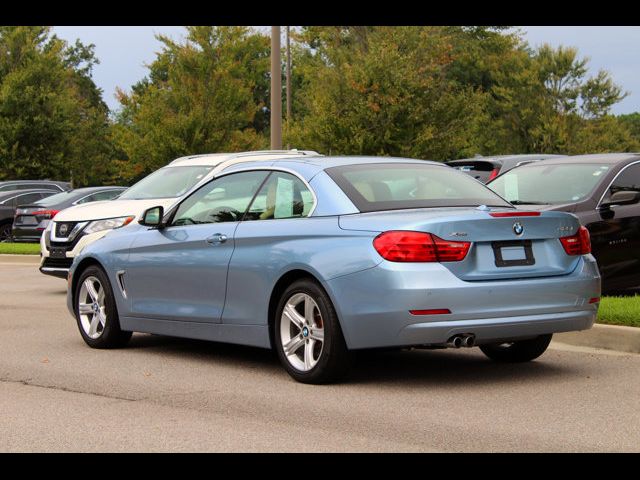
[409, 309, 451, 316]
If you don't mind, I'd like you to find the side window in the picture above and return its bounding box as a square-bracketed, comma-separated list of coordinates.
[605, 164, 640, 201]
[172, 171, 268, 226]
[0, 185, 15, 192]
[244, 171, 314, 221]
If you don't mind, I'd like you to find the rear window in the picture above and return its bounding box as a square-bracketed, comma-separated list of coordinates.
[34, 190, 76, 206]
[325, 163, 511, 212]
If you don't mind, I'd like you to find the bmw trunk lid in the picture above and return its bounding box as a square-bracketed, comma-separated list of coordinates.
[339, 207, 584, 281]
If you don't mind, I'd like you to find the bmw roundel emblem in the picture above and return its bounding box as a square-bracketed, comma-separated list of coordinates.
[513, 222, 524, 236]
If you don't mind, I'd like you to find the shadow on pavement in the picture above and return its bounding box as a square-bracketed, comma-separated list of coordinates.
[348, 348, 569, 387]
[123, 333, 573, 388]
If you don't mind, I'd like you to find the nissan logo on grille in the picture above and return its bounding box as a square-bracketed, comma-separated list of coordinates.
[56, 222, 76, 238]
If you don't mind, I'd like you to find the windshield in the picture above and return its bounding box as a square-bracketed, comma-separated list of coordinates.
[325, 163, 512, 212]
[118, 166, 215, 200]
[488, 163, 611, 205]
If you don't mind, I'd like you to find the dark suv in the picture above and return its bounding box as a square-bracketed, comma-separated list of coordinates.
[488, 153, 640, 293]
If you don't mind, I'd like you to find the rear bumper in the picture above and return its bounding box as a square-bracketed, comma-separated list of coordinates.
[325, 255, 601, 349]
[398, 310, 595, 346]
[11, 225, 43, 242]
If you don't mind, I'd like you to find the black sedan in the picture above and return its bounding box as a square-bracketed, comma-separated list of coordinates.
[488, 153, 640, 294]
[12, 186, 126, 243]
[0, 189, 58, 242]
[448, 154, 566, 183]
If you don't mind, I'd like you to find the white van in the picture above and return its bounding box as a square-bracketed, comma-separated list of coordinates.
[40, 150, 320, 278]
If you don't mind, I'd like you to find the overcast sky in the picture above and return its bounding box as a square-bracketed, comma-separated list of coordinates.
[53, 26, 640, 116]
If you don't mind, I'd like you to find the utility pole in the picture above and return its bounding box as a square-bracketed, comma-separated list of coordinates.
[270, 26, 282, 150]
[286, 26, 292, 149]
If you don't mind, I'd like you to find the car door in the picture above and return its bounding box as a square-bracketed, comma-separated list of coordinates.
[587, 163, 640, 291]
[124, 170, 269, 323]
[223, 170, 317, 325]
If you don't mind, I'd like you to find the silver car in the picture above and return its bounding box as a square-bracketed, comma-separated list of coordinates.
[67, 157, 601, 383]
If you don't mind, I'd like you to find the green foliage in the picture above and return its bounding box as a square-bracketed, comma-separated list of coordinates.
[284, 26, 634, 160]
[113, 26, 270, 181]
[0, 242, 41, 254]
[618, 112, 640, 147]
[2, 25, 637, 187]
[598, 296, 640, 328]
[286, 27, 486, 160]
[0, 26, 115, 186]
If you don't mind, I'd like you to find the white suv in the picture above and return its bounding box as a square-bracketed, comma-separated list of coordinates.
[40, 150, 320, 278]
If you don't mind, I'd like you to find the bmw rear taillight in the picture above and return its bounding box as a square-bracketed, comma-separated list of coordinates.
[373, 231, 470, 262]
[559, 226, 591, 255]
[32, 209, 60, 219]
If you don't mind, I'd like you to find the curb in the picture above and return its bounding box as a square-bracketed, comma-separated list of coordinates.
[0, 254, 41, 265]
[555, 323, 640, 354]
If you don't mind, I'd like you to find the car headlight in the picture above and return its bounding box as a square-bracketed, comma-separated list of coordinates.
[83, 216, 135, 235]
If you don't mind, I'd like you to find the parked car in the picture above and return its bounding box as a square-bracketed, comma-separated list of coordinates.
[67, 156, 600, 384]
[12, 186, 126, 243]
[0, 189, 58, 241]
[40, 150, 320, 278]
[0, 180, 70, 193]
[487, 153, 640, 294]
[447, 154, 566, 183]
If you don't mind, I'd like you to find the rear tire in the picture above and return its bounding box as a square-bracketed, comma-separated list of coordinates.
[74, 265, 132, 349]
[274, 279, 351, 384]
[479, 334, 552, 363]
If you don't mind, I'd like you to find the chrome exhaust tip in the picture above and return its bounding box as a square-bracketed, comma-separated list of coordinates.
[461, 334, 475, 348]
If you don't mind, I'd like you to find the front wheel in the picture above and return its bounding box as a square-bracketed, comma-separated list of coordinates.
[74, 266, 132, 348]
[274, 279, 351, 384]
[479, 334, 552, 363]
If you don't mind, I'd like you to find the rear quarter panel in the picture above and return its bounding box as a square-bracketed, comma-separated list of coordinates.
[222, 217, 380, 328]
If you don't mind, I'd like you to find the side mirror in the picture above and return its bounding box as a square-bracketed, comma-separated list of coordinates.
[600, 191, 640, 209]
[139, 206, 164, 228]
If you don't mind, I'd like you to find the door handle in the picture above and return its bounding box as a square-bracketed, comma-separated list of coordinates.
[206, 233, 227, 245]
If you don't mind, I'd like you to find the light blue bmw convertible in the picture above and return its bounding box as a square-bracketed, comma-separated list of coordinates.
[67, 156, 600, 383]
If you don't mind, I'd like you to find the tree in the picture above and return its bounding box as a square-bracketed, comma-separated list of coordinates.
[618, 112, 640, 143]
[0, 26, 115, 185]
[113, 26, 270, 181]
[286, 26, 486, 160]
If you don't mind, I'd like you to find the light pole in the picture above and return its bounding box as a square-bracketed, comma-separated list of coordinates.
[270, 26, 282, 150]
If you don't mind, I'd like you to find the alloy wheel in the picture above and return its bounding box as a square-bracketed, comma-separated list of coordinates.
[279, 293, 325, 371]
[78, 276, 107, 339]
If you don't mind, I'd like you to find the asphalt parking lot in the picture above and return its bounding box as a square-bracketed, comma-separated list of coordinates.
[1, 258, 639, 452]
